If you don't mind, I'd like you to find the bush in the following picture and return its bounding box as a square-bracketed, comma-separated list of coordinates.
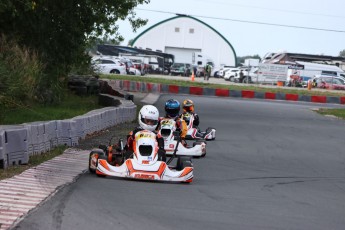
[0, 35, 44, 122]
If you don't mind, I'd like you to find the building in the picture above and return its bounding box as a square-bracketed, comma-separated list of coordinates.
[130, 14, 237, 75]
[262, 52, 345, 71]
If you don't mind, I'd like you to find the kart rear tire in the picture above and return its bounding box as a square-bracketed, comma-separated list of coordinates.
[205, 127, 216, 141]
[89, 150, 105, 174]
[176, 156, 193, 171]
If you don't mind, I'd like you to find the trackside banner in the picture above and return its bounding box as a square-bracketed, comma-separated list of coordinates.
[258, 64, 288, 83]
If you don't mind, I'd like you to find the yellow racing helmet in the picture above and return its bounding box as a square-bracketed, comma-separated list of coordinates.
[182, 99, 194, 113]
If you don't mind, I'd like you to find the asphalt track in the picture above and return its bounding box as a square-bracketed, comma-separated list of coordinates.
[15, 95, 345, 230]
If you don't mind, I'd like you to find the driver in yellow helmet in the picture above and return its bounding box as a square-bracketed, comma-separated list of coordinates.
[180, 99, 199, 128]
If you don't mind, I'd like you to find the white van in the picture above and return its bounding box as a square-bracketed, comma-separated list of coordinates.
[286, 61, 345, 86]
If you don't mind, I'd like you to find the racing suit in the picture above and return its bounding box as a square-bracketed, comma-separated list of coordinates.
[125, 126, 166, 161]
[157, 116, 188, 146]
[180, 111, 200, 128]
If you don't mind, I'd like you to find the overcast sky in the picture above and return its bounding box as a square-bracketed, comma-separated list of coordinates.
[116, 0, 345, 58]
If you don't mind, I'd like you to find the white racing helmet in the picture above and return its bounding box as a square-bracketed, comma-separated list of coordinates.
[138, 105, 159, 131]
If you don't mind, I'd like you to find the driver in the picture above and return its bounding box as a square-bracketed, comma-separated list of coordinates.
[180, 99, 200, 128]
[125, 105, 165, 161]
[157, 99, 187, 142]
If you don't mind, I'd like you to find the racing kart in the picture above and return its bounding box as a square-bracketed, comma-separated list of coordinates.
[158, 118, 206, 157]
[180, 112, 216, 140]
[88, 130, 193, 183]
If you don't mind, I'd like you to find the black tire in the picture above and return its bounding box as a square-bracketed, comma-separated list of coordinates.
[205, 127, 216, 140]
[193, 140, 206, 147]
[243, 77, 252, 83]
[229, 76, 235, 82]
[110, 69, 120, 74]
[158, 149, 167, 162]
[176, 156, 193, 171]
[89, 149, 106, 174]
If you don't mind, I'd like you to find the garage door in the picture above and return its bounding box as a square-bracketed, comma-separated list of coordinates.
[165, 47, 201, 64]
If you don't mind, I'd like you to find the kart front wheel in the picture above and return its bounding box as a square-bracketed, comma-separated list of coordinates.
[176, 156, 193, 171]
[89, 150, 105, 174]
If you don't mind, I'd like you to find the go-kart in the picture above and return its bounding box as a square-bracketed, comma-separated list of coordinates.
[158, 118, 206, 157]
[180, 112, 216, 140]
[88, 130, 193, 183]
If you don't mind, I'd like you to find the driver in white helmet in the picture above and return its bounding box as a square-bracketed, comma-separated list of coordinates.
[124, 105, 166, 161]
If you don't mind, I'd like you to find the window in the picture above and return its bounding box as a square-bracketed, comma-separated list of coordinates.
[175, 27, 180, 32]
[101, 59, 115, 64]
[189, 28, 194, 33]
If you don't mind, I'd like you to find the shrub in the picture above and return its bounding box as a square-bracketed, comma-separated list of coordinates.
[0, 34, 44, 122]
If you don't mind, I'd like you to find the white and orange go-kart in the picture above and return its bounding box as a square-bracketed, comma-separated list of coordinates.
[88, 130, 193, 183]
[180, 112, 216, 140]
[158, 118, 206, 157]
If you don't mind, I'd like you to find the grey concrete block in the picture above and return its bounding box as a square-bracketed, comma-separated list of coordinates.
[179, 86, 190, 95]
[298, 95, 311, 102]
[230, 90, 241, 97]
[203, 88, 216, 96]
[275, 92, 286, 100]
[254, 92, 265, 99]
[326, 96, 341, 104]
[161, 84, 169, 93]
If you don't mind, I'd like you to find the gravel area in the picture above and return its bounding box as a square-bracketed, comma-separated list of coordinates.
[75, 121, 137, 150]
[75, 92, 147, 150]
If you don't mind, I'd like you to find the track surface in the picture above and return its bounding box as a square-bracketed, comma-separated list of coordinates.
[15, 96, 345, 230]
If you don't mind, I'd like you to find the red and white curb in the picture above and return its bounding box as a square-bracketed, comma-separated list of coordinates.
[0, 149, 89, 230]
[103, 79, 345, 105]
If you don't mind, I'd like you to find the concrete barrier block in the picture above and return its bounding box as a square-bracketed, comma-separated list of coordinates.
[0, 125, 29, 167]
[254, 92, 265, 99]
[203, 88, 216, 96]
[326, 96, 340, 104]
[229, 90, 241, 97]
[298, 95, 311, 102]
[0, 129, 6, 168]
[47, 120, 58, 148]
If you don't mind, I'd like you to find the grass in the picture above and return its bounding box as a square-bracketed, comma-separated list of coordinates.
[1, 91, 102, 125]
[315, 108, 345, 119]
[0, 146, 67, 180]
[0, 91, 102, 180]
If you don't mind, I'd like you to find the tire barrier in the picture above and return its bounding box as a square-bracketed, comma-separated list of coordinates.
[0, 100, 136, 169]
[68, 75, 100, 95]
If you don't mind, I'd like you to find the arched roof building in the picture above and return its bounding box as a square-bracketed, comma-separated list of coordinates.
[130, 15, 237, 70]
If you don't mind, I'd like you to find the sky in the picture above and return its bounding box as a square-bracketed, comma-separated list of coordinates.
[116, 0, 345, 58]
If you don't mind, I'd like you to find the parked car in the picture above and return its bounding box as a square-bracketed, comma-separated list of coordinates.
[92, 58, 127, 75]
[224, 68, 240, 81]
[120, 58, 141, 75]
[312, 76, 345, 90]
[170, 63, 191, 76]
[130, 59, 150, 75]
[217, 66, 236, 78]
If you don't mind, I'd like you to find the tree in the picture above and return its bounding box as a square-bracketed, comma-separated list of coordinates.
[0, 0, 150, 103]
[128, 39, 135, 46]
[339, 49, 345, 57]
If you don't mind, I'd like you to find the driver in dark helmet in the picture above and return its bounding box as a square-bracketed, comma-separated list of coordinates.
[157, 99, 187, 143]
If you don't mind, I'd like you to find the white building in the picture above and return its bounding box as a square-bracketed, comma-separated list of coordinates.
[130, 14, 237, 74]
